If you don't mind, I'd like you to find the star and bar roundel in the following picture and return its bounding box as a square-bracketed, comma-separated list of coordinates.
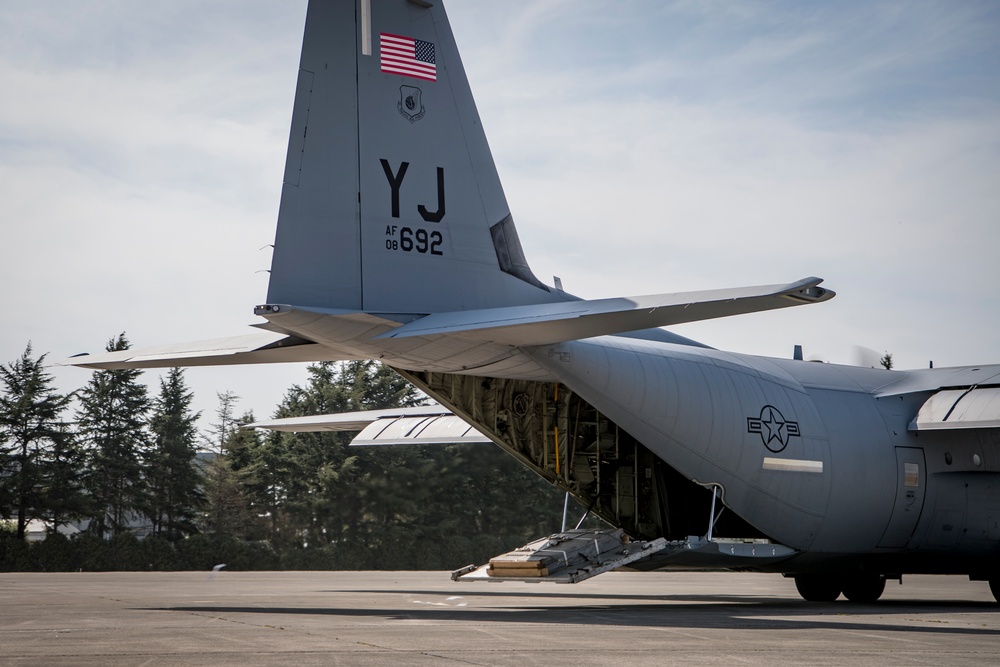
[747, 405, 800, 453]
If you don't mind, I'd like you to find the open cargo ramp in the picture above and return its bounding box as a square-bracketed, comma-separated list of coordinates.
[452, 528, 796, 584]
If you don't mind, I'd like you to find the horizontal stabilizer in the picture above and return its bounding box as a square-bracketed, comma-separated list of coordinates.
[61, 332, 355, 370]
[375, 277, 834, 346]
[249, 405, 490, 446]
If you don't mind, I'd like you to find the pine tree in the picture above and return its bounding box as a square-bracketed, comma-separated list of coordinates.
[201, 454, 252, 540]
[204, 390, 240, 453]
[38, 423, 89, 534]
[199, 395, 255, 540]
[40, 424, 91, 530]
[222, 410, 272, 541]
[77, 334, 151, 538]
[147, 368, 203, 541]
[242, 360, 565, 567]
[262, 361, 424, 549]
[0, 344, 79, 540]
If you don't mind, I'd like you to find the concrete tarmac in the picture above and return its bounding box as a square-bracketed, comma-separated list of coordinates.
[1, 570, 998, 666]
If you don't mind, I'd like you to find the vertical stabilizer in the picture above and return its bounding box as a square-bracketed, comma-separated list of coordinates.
[267, 0, 561, 314]
[267, 0, 362, 310]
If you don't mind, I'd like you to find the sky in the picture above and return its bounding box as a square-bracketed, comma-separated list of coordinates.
[2, 0, 998, 430]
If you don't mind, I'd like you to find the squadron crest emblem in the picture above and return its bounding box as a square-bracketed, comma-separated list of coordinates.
[398, 85, 425, 123]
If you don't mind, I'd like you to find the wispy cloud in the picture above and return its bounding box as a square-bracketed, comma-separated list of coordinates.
[1, 0, 997, 423]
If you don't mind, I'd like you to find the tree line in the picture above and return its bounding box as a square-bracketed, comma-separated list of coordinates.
[0, 336, 565, 571]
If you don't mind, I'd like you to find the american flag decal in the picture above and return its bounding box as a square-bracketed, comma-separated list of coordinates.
[380, 32, 436, 82]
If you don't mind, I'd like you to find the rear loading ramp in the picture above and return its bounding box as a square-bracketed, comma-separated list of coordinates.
[452, 529, 796, 584]
[452, 529, 668, 584]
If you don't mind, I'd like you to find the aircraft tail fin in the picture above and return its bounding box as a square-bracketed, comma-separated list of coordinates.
[266, 0, 562, 315]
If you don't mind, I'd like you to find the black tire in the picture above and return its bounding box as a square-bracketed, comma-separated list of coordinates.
[841, 575, 886, 603]
[794, 574, 842, 602]
[989, 578, 1000, 604]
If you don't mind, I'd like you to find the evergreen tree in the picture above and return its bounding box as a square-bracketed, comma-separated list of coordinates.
[147, 368, 203, 540]
[201, 454, 252, 540]
[263, 361, 423, 550]
[199, 395, 255, 540]
[204, 390, 240, 453]
[263, 361, 565, 567]
[226, 410, 262, 473]
[880, 352, 894, 370]
[37, 423, 89, 534]
[0, 344, 80, 540]
[223, 410, 275, 541]
[77, 334, 151, 538]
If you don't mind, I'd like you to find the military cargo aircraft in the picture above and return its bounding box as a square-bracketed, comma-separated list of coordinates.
[68, 0, 1000, 602]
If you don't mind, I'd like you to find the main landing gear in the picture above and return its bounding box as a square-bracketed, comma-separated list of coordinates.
[796, 574, 1000, 603]
[792, 573, 886, 603]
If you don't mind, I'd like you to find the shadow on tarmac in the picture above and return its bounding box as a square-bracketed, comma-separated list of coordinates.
[328, 588, 999, 605]
[151, 597, 1000, 637]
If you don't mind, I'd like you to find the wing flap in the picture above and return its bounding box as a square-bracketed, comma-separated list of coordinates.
[909, 386, 1000, 431]
[373, 277, 833, 346]
[248, 406, 490, 445]
[352, 414, 490, 445]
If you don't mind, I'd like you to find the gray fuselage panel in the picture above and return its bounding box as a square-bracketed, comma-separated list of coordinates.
[528, 338, 992, 557]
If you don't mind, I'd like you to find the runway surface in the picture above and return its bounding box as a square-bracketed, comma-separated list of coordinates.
[1, 570, 997, 666]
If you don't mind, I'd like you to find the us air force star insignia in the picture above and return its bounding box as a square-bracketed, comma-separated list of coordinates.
[398, 85, 425, 123]
[747, 405, 800, 453]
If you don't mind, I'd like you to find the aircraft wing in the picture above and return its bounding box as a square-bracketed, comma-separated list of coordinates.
[874, 365, 1000, 432]
[61, 332, 358, 370]
[909, 386, 1000, 431]
[248, 405, 491, 445]
[372, 277, 833, 346]
[67, 277, 831, 372]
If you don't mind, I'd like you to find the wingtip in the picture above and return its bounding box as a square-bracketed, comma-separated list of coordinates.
[788, 277, 835, 303]
[54, 352, 90, 368]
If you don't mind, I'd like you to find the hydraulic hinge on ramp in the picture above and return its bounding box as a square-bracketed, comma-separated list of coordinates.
[452, 528, 669, 584]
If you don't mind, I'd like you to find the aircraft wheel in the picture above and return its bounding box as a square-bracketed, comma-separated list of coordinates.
[841, 574, 886, 603]
[989, 578, 1000, 604]
[794, 574, 842, 602]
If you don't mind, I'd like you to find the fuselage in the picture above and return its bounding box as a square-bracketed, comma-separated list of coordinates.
[248, 298, 999, 577]
[520, 335, 999, 574]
